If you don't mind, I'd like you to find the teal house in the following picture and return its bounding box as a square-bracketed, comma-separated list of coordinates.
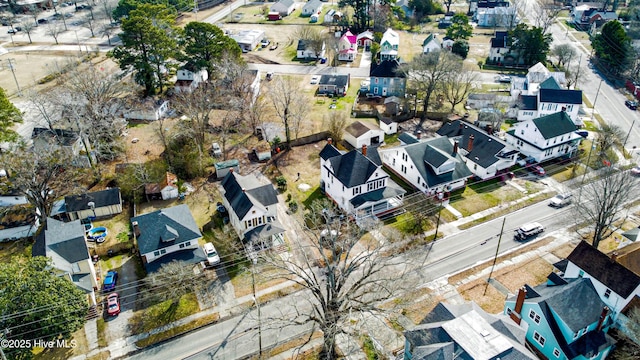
[369, 59, 406, 98]
[504, 278, 616, 360]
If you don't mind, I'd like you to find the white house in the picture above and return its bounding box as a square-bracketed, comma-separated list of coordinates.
[65, 188, 123, 221]
[379, 117, 398, 135]
[229, 29, 265, 52]
[488, 31, 517, 64]
[131, 204, 204, 272]
[174, 66, 208, 93]
[380, 137, 473, 196]
[505, 111, 582, 163]
[343, 120, 385, 149]
[31, 127, 94, 168]
[320, 142, 405, 221]
[302, 0, 323, 16]
[32, 217, 99, 305]
[337, 30, 357, 61]
[380, 28, 400, 61]
[124, 99, 170, 121]
[220, 171, 284, 247]
[297, 39, 326, 59]
[422, 33, 441, 54]
[437, 120, 518, 180]
[270, 0, 295, 16]
[476, 6, 518, 27]
[441, 36, 454, 50]
[145, 172, 180, 201]
[511, 63, 567, 97]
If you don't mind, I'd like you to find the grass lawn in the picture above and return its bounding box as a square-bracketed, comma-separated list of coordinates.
[583, 121, 598, 131]
[130, 293, 200, 335]
[494, 257, 553, 292]
[550, 164, 583, 182]
[33, 326, 89, 360]
[450, 179, 523, 217]
[230, 263, 290, 298]
[476, 83, 510, 93]
[458, 192, 556, 230]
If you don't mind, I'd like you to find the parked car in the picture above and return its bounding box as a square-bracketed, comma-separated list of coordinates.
[529, 165, 546, 176]
[514, 222, 544, 241]
[575, 130, 589, 138]
[102, 270, 118, 292]
[310, 75, 320, 84]
[625, 100, 638, 110]
[260, 38, 270, 47]
[202, 242, 220, 266]
[497, 75, 511, 83]
[631, 166, 640, 176]
[549, 193, 573, 208]
[37, 18, 48, 24]
[106, 293, 120, 316]
[211, 142, 222, 157]
[7, 27, 20, 34]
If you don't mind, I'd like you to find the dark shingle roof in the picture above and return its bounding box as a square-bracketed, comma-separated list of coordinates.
[539, 77, 561, 90]
[31, 128, 80, 146]
[490, 31, 508, 47]
[437, 120, 508, 168]
[328, 149, 379, 188]
[539, 88, 582, 104]
[131, 204, 202, 255]
[370, 59, 404, 78]
[532, 112, 577, 139]
[65, 188, 122, 212]
[222, 172, 279, 219]
[398, 132, 419, 145]
[520, 95, 538, 110]
[319, 74, 349, 88]
[403, 137, 473, 189]
[567, 241, 640, 298]
[319, 143, 342, 160]
[33, 218, 89, 263]
[297, 39, 308, 51]
[144, 247, 207, 273]
[345, 121, 381, 138]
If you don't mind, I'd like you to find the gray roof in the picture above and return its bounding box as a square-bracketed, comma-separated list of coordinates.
[144, 248, 207, 273]
[319, 74, 349, 88]
[532, 112, 577, 139]
[437, 120, 509, 168]
[43, 218, 89, 264]
[132, 204, 202, 255]
[221, 172, 279, 219]
[345, 120, 381, 138]
[401, 137, 473, 189]
[303, 0, 322, 10]
[272, 0, 294, 9]
[398, 132, 419, 145]
[520, 95, 538, 110]
[31, 127, 80, 146]
[622, 227, 640, 241]
[350, 180, 405, 208]
[243, 221, 285, 243]
[327, 147, 380, 188]
[539, 76, 561, 90]
[539, 88, 582, 104]
[65, 188, 122, 213]
[319, 143, 342, 160]
[370, 59, 404, 78]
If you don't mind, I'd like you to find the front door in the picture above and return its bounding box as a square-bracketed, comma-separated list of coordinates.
[382, 88, 387, 96]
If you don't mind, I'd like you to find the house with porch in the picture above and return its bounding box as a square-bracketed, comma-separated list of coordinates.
[505, 111, 582, 163]
[437, 120, 518, 180]
[369, 59, 406, 97]
[32, 217, 99, 305]
[337, 30, 357, 61]
[380, 136, 473, 196]
[320, 142, 405, 222]
[131, 204, 204, 272]
[220, 171, 284, 249]
[64, 188, 123, 221]
[356, 30, 374, 50]
[297, 39, 326, 59]
[343, 120, 385, 149]
[174, 64, 208, 93]
[504, 279, 616, 360]
[317, 74, 350, 97]
[379, 28, 399, 61]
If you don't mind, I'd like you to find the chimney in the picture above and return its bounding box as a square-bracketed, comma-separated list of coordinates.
[416, 130, 422, 139]
[514, 286, 526, 315]
[132, 221, 140, 238]
[453, 141, 459, 155]
[486, 124, 493, 135]
[242, 188, 246, 193]
[610, 252, 618, 262]
[327, 137, 333, 145]
[362, 144, 367, 157]
[468, 134, 474, 152]
[229, 168, 234, 173]
[596, 306, 609, 332]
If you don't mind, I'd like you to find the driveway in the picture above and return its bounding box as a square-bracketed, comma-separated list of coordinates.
[103, 255, 139, 341]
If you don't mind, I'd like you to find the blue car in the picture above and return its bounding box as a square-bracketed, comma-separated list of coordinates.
[103, 271, 118, 292]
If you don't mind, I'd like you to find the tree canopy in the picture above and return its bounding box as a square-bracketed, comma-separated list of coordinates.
[508, 24, 553, 65]
[0, 87, 22, 143]
[112, 0, 190, 20]
[180, 22, 242, 75]
[0, 257, 87, 359]
[446, 13, 472, 40]
[592, 20, 633, 76]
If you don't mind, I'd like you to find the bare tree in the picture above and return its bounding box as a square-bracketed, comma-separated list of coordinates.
[172, 83, 216, 156]
[46, 21, 64, 44]
[265, 76, 307, 147]
[442, 67, 477, 112]
[82, 15, 98, 37]
[144, 260, 203, 304]
[564, 62, 587, 89]
[28, 5, 42, 27]
[575, 168, 637, 249]
[27, 90, 64, 130]
[292, 26, 326, 60]
[260, 202, 405, 360]
[324, 110, 348, 143]
[19, 20, 35, 43]
[596, 123, 624, 161]
[245, 93, 269, 135]
[100, 23, 116, 45]
[533, 3, 562, 34]
[553, 44, 577, 68]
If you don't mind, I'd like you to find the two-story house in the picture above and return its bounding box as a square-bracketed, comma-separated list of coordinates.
[379, 28, 399, 61]
[220, 171, 284, 248]
[32, 217, 99, 305]
[369, 59, 406, 97]
[174, 64, 208, 94]
[504, 279, 616, 360]
[380, 136, 473, 197]
[505, 111, 582, 163]
[422, 33, 441, 54]
[320, 142, 405, 221]
[405, 301, 536, 360]
[437, 120, 518, 179]
[31, 127, 94, 168]
[488, 31, 519, 65]
[131, 204, 204, 272]
[337, 30, 357, 61]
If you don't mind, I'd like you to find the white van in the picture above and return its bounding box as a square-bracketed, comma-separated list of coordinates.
[203, 242, 221, 265]
[514, 222, 544, 241]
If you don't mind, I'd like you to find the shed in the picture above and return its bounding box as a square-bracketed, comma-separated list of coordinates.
[384, 96, 401, 115]
[343, 121, 386, 149]
[268, 11, 282, 21]
[215, 159, 240, 178]
[379, 117, 398, 135]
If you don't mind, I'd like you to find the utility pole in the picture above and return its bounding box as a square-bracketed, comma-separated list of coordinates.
[484, 217, 505, 296]
[623, 117, 637, 149]
[252, 258, 262, 359]
[7, 59, 22, 97]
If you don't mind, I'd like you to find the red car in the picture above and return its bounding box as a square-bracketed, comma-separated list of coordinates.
[107, 293, 120, 316]
[530, 165, 546, 176]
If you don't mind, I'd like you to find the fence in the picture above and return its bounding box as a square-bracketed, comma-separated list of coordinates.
[290, 131, 331, 147]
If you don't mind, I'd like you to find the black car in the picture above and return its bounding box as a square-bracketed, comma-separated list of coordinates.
[37, 18, 48, 24]
[626, 100, 638, 110]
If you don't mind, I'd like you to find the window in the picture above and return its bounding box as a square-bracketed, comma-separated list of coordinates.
[605, 289, 611, 298]
[353, 187, 361, 196]
[367, 179, 385, 191]
[402, 153, 408, 161]
[375, 78, 379, 84]
[160, 249, 166, 255]
[579, 270, 584, 277]
[401, 165, 407, 174]
[553, 348, 561, 358]
[529, 309, 541, 324]
[154, 251, 160, 256]
[533, 331, 546, 347]
[185, 241, 190, 246]
[179, 243, 185, 249]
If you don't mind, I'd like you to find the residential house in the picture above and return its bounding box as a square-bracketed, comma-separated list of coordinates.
[229, 29, 265, 52]
[379, 117, 398, 135]
[270, 0, 295, 16]
[65, 188, 123, 221]
[220, 171, 284, 247]
[379, 28, 399, 61]
[465, 93, 512, 109]
[476, 6, 518, 27]
[0, 204, 39, 242]
[302, 0, 323, 16]
[31, 127, 94, 168]
[380, 137, 473, 196]
[145, 172, 180, 201]
[356, 30, 374, 49]
[297, 39, 326, 59]
[398, 132, 420, 146]
[324, 9, 342, 24]
[504, 279, 616, 360]
[578, 8, 618, 27]
[437, 120, 518, 180]
[131, 204, 204, 272]
[32, 217, 99, 305]
[469, 0, 510, 15]
[517, 84, 582, 124]
[318, 74, 350, 96]
[369, 59, 406, 97]
[438, 11, 454, 28]
[404, 301, 536, 360]
[343, 120, 385, 149]
[488, 31, 520, 65]
[320, 142, 405, 221]
[337, 30, 357, 61]
[174, 64, 208, 93]
[505, 112, 582, 163]
[124, 99, 170, 121]
[215, 159, 240, 179]
[422, 33, 441, 54]
[441, 36, 454, 50]
[511, 62, 567, 97]
[396, 0, 413, 18]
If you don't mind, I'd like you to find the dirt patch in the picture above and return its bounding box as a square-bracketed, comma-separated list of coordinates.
[494, 257, 553, 293]
[551, 242, 577, 259]
[458, 279, 506, 314]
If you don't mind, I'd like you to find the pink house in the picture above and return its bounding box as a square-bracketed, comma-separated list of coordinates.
[338, 30, 358, 62]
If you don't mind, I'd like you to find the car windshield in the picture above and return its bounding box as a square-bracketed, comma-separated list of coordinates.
[104, 274, 114, 284]
[109, 302, 118, 309]
[206, 249, 217, 257]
